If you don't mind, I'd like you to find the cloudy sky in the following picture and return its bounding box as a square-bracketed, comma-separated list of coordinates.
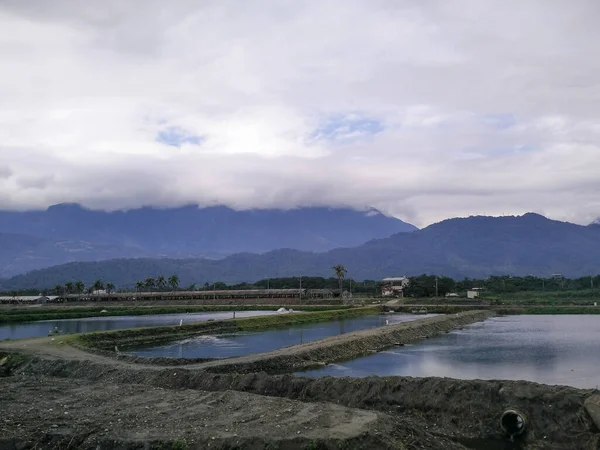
[1, 0, 599, 227]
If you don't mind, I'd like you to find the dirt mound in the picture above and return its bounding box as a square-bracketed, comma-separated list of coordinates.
[0, 376, 475, 450]
[3, 353, 600, 449]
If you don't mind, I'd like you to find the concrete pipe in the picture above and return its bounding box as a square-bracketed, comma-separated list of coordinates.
[501, 409, 527, 438]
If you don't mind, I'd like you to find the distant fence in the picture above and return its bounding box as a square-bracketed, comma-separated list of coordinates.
[49, 288, 342, 303]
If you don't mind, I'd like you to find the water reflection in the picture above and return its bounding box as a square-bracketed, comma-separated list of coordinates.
[0, 311, 276, 341]
[132, 314, 437, 359]
[300, 315, 600, 389]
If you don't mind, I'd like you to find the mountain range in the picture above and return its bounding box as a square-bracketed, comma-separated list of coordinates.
[0, 203, 416, 277]
[2, 212, 600, 290]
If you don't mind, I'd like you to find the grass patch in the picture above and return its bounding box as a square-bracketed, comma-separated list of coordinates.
[0, 304, 352, 325]
[497, 306, 600, 315]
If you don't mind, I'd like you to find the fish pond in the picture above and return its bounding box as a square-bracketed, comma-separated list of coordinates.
[300, 315, 600, 389]
[0, 310, 276, 341]
[131, 313, 436, 359]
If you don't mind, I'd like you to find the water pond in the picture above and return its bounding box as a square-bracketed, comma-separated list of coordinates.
[0, 310, 276, 341]
[300, 315, 600, 389]
[131, 313, 436, 359]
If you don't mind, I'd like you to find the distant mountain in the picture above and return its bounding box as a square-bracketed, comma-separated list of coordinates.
[0, 232, 149, 277]
[0, 204, 415, 276]
[3, 213, 600, 290]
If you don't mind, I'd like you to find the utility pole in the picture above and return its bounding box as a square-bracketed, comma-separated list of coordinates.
[299, 275, 302, 304]
[592, 276, 594, 289]
[435, 276, 439, 298]
[213, 282, 216, 301]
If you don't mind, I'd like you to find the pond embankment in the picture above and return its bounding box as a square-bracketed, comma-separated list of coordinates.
[389, 304, 600, 315]
[2, 351, 599, 449]
[190, 310, 494, 374]
[0, 304, 351, 325]
[72, 306, 380, 352]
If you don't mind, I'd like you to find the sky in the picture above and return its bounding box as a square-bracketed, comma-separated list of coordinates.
[0, 0, 599, 227]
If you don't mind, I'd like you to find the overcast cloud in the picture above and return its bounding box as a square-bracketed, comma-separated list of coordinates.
[1, 0, 599, 227]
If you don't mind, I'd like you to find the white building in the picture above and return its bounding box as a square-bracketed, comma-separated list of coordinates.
[381, 277, 409, 297]
[467, 288, 484, 299]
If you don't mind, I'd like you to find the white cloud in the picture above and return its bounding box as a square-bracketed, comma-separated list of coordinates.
[0, 0, 599, 227]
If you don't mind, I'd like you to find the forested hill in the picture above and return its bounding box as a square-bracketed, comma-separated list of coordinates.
[0, 204, 415, 277]
[2, 213, 600, 290]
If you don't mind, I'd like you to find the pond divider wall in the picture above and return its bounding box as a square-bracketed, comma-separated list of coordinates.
[0, 304, 351, 325]
[73, 306, 380, 351]
[195, 310, 494, 374]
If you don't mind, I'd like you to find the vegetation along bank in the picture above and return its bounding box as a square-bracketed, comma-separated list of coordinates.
[0, 304, 352, 325]
[72, 306, 380, 351]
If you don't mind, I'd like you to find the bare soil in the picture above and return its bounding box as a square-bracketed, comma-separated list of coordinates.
[0, 376, 410, 450]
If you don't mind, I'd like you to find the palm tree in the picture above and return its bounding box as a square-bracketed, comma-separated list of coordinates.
[156, 275, 167, 292]
[54, 284, 65, 296]
[168, 274, 180, 291]
[106, 282, 115, 294]
[93, 280, 104, 301]
[333, 265, 348, 297]
[74, 280, 85, 295]
[135, 281, 144, 293]
[144, 277, 155, 292]
[64, 281, 74, 295]
[93, 279, 104, 292]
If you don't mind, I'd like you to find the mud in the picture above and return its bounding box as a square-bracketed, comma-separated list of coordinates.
[0, 376, 409, 450]
[1, 352, 600, 449]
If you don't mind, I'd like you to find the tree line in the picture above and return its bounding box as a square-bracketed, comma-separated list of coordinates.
[3, 268, 600, 298]
[134, 275, 180, 292]
[403, 274, 600, 298]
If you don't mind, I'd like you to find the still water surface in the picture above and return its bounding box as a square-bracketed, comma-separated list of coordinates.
[132, 313, 436, 359]
[300, 315, 600, 389]
[0, 311, 276, 341]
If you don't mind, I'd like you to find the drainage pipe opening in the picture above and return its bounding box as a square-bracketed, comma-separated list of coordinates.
[501, 409, 527, 437]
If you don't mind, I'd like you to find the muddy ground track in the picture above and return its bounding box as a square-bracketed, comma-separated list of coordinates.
[1, 310, 600, 449]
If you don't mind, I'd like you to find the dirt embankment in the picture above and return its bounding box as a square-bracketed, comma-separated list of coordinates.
[194, 310, 495, 374]
[2, 352, 599, 449]
[73, 307, 379, 352]
[0, 376, 413, 450]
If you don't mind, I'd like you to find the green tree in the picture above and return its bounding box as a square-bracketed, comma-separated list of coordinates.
[93, 279, 104, 300]
[105, 282, 115, 294]
[74, 280, 85, 294]
[333, 265, 348, 296]
[54, 284, 65, 296]
[156, 275, 167, 291]
[64, 281, 74, 294]
[168, 274, 180, 291]
[135, 281, 144, 292]
[144, 277, 155, 292]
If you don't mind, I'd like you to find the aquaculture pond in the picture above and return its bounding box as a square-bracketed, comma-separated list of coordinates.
[131, 313, 437, 359]
[0, 311, 276, 341]
[300, 315, 600, 389]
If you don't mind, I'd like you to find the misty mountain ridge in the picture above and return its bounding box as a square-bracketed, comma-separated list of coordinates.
[0, 203, 416, 277]
[3, 212, 600, 290]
